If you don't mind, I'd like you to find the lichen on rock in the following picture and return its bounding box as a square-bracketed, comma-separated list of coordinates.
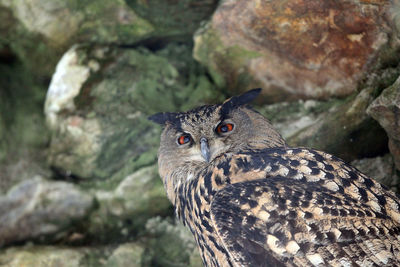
[194, 0, 400, 101]
[46, 43, 219, 180]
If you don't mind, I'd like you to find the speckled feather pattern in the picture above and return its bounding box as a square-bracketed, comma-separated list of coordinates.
[174, 148, 400, 267]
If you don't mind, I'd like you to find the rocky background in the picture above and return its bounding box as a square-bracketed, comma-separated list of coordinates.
[0, 0, 400, 266]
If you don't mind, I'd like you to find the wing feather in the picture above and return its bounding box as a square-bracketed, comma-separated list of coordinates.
[210, 177, 400, 266]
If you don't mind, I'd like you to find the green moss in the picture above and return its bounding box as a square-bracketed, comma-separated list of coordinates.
[0, 6, 61, 77]
[71, 44, 222, 182]
[85, 166, 172, 243]
[194, 25, 262, 91]
[126, 0, 217, 37]
[78, 0, 155, 44]
[0, 63, 49, 162]
[143, 217, 195, 267]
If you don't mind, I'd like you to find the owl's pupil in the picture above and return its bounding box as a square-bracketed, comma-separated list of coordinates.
[217, 123, 234, 134]
[178, 134, 191, 145]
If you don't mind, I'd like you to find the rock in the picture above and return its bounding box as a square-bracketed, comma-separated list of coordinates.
[0, 4, 61, 77]
[1, 0, 153, 48]
[127, 0, 218, 39]
[88, 165, 171, 240]
[105, 242, 144, 267]
[143, 217, 200, 267]
[0, 242, 147, 267]
[0, 61, 50, 193]
[256, 99, 325, 140]
[0, 246, 86, 267]
[367, 76, 400, 170]
[194, 0, 400, 102]
[282, 72, 400, 161]
[352, 154, 400, 193]
[2, 0, 218, 49]
[256, 81, 393, 162]
[0, 177, 94, 247]
[45, 44, 218, 180]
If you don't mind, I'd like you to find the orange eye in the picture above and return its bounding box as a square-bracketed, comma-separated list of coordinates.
[216, 123, 234, 134]
[177, 134, 192, 145]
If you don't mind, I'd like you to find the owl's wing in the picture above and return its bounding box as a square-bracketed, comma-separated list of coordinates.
[210, 177, 400, 267]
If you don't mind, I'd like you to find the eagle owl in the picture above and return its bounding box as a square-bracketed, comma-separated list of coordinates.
[149, 89, 400, 267]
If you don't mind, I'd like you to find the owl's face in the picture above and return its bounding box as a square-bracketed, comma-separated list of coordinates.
[158, 104, 254, 165]
[149, 89, 286, 199]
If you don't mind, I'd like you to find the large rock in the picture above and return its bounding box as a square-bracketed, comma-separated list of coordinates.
[126, 0, 218, 40]
[367, 76, 400, 170]
[105, 242, 144, 267]
[1, 0, 151, 48]
[2, 0, 217, 48]
[0, 4, 61, 77]
[0, 243, 145, 267]
[143, 217, 200, 267]
[45, 44, 218, 180]
[0, 246, 86, 267]
[87, 165, 171, 241]
[285, 86, 388, 161]
[0, 60, 50, 193]
[0, 0, 218, 81]
[194, 0, 400, 101]
[0, 177, 94, 247]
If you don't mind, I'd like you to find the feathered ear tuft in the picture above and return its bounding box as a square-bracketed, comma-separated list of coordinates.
[148, 112, 178, 125]
[220, 88, 262, 116]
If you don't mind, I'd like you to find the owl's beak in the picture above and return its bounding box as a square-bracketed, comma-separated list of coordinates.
[200, 137, 211, 162]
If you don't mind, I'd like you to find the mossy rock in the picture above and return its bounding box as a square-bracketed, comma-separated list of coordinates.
[46, 43, 220, 181]
[143, 217, 200, 267]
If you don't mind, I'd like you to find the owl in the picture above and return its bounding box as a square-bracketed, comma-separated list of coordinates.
[149, 89, 400, 267]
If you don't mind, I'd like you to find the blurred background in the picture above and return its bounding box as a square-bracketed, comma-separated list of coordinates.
[1, 0, 400, 266]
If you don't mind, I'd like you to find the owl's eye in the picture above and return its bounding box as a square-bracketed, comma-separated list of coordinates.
[177, 134, 192, 145]
[216, 123, 234, 134]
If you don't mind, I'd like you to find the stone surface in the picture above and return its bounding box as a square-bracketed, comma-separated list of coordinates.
[144, 217, 200, 267]
[352, 154, 400, 193]
[257, 99, 327, 140]
[126, 0, 218, 39]
[0, 52, 50, 193]
[0, 177, 94, 247]
[256, 67, 400, 171]
[45, 44, 218, 180]
[194, 0, 400, 101]
[368, 76, 400, 170]
[87, 165, 171, 241]
[1, 0, 217, 52]
[1, 0, 153, 48]
[0, 0, 218, 81]
[0, 246, 86, 267]
[280, 67, 400, 162]
[0, 4, 62, 77]
[105, 242, 144, 267]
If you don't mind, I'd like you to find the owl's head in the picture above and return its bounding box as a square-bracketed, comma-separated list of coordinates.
[149, 89, 286, 189]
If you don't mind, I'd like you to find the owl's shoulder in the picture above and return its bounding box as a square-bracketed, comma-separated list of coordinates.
[208, 146, 400, 223]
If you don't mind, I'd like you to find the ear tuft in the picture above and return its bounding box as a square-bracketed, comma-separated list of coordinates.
[220, 88, 262, 116]
[148, 112, 177, 125]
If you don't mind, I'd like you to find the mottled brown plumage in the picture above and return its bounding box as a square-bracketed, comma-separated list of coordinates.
[149, 89, 400, 267]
